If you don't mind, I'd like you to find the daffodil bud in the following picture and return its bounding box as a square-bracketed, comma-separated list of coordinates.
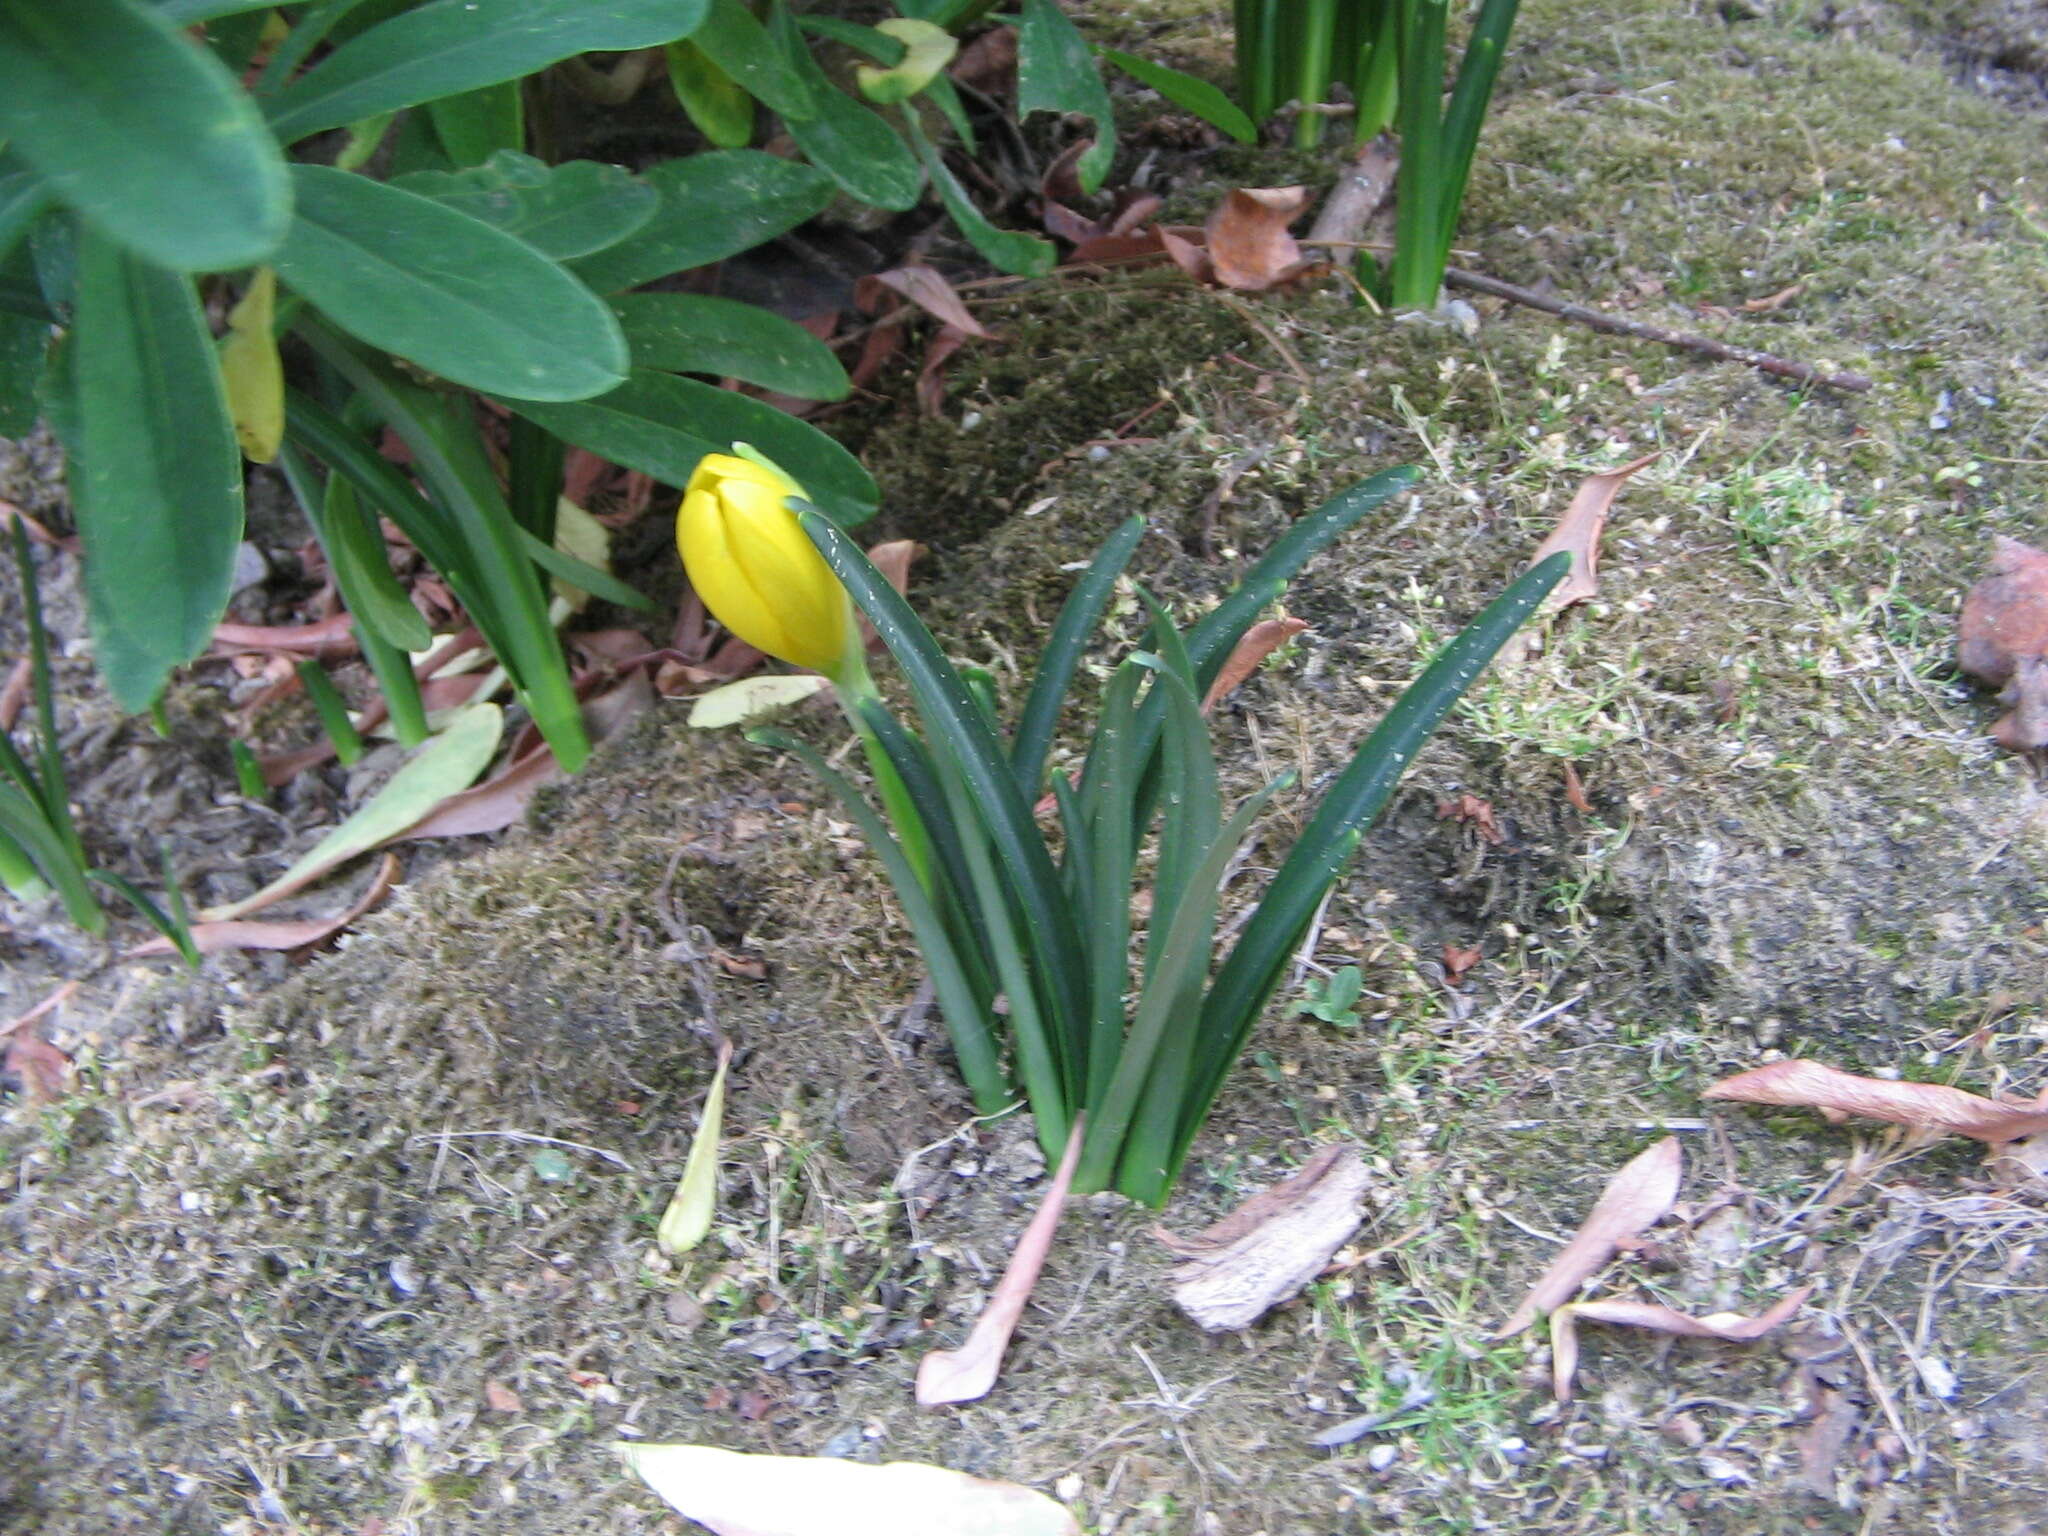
[676, 449, 861, 682]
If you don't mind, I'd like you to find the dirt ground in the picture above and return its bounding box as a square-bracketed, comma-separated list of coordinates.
[5, 1, 2048, 1532]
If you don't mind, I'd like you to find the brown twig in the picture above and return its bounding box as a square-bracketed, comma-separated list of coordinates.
[1443, 266, 1873, 394]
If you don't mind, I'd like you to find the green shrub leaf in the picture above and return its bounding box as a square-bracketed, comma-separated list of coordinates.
[426, 80, 525, 168]
[666, 40, 757, 149]
[569, 152, 834, 294]
[610, 293, 848, 400]
[769, 1, 922, 212]
[265, 0, 711, 142]
[0, 0, 289, 271]
[691, 0, 816, 120]
[69, 231, 243, 712]
[393, 152, 658, 261]
[509, 370, 877, 527]
[1017, 0, 1116, 194]
[275, 165, 628, 402]
[1098, 48, 1256, 144]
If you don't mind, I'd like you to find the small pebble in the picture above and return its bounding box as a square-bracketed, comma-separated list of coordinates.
[388, 1256, 422, 1296]
[1366, 1445, 1398, 1473]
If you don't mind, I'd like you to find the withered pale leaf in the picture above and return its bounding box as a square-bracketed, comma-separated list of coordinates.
[916, 1121, 1084, 1405]
[860, 265, 994, 339]
[1957, 536, 2048, 751]
[128, 854, 399, 957]
[1205, 186, 1311, 291]
[619, 1444, 1080, 1536]
[1199, 617, 1307, 714]
[1703, 1059, 2048, 1145]
[1163, 1144, 1369, 1332]
[1525, 453, 1659, 611]
[1550, 1286, 1812, 1402]
[1494, 1136, 1682, 1338]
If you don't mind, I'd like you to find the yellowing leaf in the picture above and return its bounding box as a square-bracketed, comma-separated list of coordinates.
[687, 673, 830, 728]
[618, 1444, 1081, 1536]
[201, 703, 503, 921]
[657, 1038, 731, 1257]
[856, 19, 957, 104]
[551, 494, 611, 612]
[218, 267, 283, 463]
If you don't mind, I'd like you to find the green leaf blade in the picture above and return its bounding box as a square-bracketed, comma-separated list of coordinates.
[1016, 0, 1117, 194]
[569, 151, 834, 294]
[1099, 48, 1255, 144]
[393, 153, 659, 261]
[610, 292, 848, 401]
[275, 165, 629, 402]
[769, 1, 923, 212]
[0, 0, 289, 271]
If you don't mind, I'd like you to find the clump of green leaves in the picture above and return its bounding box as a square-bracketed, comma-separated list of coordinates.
[1295, 965, 1366, 1028]
[762, 470, 1564, 1204]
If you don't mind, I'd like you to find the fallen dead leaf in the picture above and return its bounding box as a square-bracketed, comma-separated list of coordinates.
[1161, 1144, 1370, 1333]
[916, 1120, 1084, 1405]
[1495, 1136, 1683, 1338]
[1205, 186, 1313, 291]
[1703, 1059, 2048, 1145]
[1199, 617, 1307, 713]
[211, 613, 360, 656]
[860, 265, 994, 339]
[1436, 791, 1504, 845]
[916, 324, 973, 418]
[483, 1379, 523, 1414]
[1440, 943, 1482, 984]
[0, 656, 29, 732]
[1957, 536, 2048, 751]
[128, 854, 400, 957]
[5, 1027, 72, 1106]
[1550, 1287, 1812, 1402]
[619, 1444, 1081, 1536]
[1525, 453, 1659, 611]
[1561, 761, 1593, 814]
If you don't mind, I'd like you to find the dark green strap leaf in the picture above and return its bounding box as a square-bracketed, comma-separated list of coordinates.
[393, 153, 659, 261]
[1011, 512, 1145, 793]
[0, 0, 289, 271]
[508, 369, 877, 527]
[0, 153, 55, 269]
[426, 80, 525, 168]
[666, 40, 757, 149]
[0, 310, 45, 436]
[769, 1, 923, 213]
[275, 165, 628, 402]
[569, 151, 833, 294]
[265, 0, 711, 142]
[69, 232, 244, 713]
[901, 112, 1055, 278]
[1016, 0, 1116, 195]
[1098, 48, 1255, 144]
[610, 292, 848, 401]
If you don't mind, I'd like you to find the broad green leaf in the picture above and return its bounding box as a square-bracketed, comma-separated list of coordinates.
[508, 370, 877, 527]
[0, 154, 54, 267]
[71, 231, 244, 713]
[388, 105, 458, 176]
[656, 1040, 732, 1254]
[855, 18, 956, 105]
[393, 153, 658, 261]
[0, 0, 290, 271]
[609, 292, 847, 400]
[1016, 0, 1116, 194]
[1099, 48, 1255, 144]
[274, 165, 628, 402]
[265, 0, 712, 142]
[686, 674, 829, 728]
[200, 703, 504, 921]
[151, 0, 280, 19]
[569, 152, 833, 294]
[691, 0, 815, 120]
[218, 267, 283, 463]
[666, 40, 756, 149]
[769, 2, 922, 213]
[903, 114, 1054, 278]
[0, 310, 44, 436]
[428, 79, 524, 167]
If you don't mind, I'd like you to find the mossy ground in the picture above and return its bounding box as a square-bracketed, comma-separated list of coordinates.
[6, 2, 2048, 1533]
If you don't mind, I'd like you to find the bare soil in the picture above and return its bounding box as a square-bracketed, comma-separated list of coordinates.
[5, 2, 2047, 1533]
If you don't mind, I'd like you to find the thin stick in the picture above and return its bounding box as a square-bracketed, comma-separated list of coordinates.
[1443, 266, 1874, 393]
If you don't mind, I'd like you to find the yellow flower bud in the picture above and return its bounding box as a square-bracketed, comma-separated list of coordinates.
[676, 451, 860, 680]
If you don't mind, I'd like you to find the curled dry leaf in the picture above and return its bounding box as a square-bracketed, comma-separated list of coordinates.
[1525, 453, 1659, 611]
[128, 854, 400, 958]
[1199, 617, 1307, 714]
[1550, 1286, 1813, 1402]
[860, 265, 994, 340]
[1495, 1136, 1683, 1338]
[1956, 536, 2048, 751]
[211, 613, 360, 657]
[1703, 1059, 2048, 1145]
[619, 1444, 1081, 1536]
[1205, 186, 1313, 292]
[1161, 1144, 1369, 1333]
[915, 1120, 1084, 1405]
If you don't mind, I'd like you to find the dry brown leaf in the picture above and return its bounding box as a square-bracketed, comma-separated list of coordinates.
[1441, 943, 1482, 983]
[1494, 1136, 1683, 1338]
[861, 265, 994, 340]
[916, 324, 973, 417]
[948, 23, 1017, 95]
[619, 1444, 1080, 1536]
[1550, 1286, 1813, 1402]
[1205, 186, 1312, 291]
[1703, 1059, 2048, 1145]
[1957, 536, 2048, 751]
[6, 1028, 72, 1106]
[211, 613, 359, 656]
[1161, 1144, 1370, 1332]
[1199, 617, 1307, 713]
[1436, 792, 1504, 845]
[483, 1379, 523, 1414]
[1525, 453, 1659, 610]
[915, 1120, 1084, 1405]
[0, 656, 29, 733]
[1156, 226, 1210, 281]
[128, 854, 399, 957]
